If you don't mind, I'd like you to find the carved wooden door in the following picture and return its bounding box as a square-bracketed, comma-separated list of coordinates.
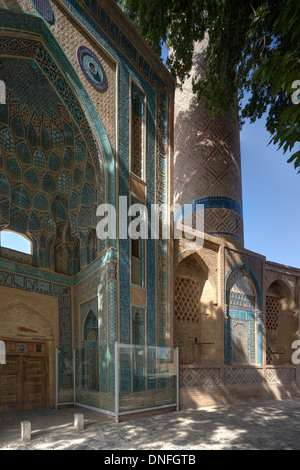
[0, 340, 47, 413]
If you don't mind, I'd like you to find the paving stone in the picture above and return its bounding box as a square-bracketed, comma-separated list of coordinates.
[2, 399, 300, 450]
[45, 436, 60, 442]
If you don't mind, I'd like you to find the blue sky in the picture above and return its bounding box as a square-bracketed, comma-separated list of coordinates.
[0, 230, 31, 254]
[241, 112, 300, 269]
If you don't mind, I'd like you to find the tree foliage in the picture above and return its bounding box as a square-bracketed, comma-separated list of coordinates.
[119, 0, 300, 171]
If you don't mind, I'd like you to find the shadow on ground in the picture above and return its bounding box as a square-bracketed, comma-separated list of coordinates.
[1, 399, 300, 450]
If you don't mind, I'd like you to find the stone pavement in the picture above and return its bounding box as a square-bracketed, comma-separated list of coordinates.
[1, 398, 300, 450]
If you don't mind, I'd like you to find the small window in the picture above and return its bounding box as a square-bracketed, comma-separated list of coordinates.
[131, 81, 146, 181]
[0, 80, 6, 105]
[132, 238, 140, 259]
[131, 238, 145, 287]
[130, 196, 146, 287]
[0, 230, 32, 254]
[0, 340, 6, 365]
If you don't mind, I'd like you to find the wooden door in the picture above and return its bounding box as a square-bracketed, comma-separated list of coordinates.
[22, 356, 46, 411]
[0, 355, 22, 413]
[0, 340, 47, 413]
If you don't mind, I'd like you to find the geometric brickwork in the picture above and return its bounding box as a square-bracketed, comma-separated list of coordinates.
[266, 295, 280, 365]
[204, 207, 243, 242]
[179, 367, 296, 388]
[174, 276, 201, 322]
[224, 367, 263, 385]
[265, 367, 296, 384]
[266, 296, 279, 330]
[174, 38, 244, 246]
[179, 368, 221, 388]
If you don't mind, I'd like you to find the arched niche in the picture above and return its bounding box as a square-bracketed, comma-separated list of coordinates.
[225, 264, 262, 365]
[80, 310, 99, 391]
[266, 280, 297, 365]
[83, 310, 99, 343]
[174, 252, 218, 364]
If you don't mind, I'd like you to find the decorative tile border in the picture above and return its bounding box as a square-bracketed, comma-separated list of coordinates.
[180, 366, 297, 388]
[180, 368, 221, 388]
[174, 196, 243, 221]
[0, 258, 73, 286]
[225, 368, 264, 385]
[0, 247, 33, 266]
[266, 368, 296, 384]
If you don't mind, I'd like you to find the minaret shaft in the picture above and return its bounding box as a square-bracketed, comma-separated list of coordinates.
[174, 39, 244, 247]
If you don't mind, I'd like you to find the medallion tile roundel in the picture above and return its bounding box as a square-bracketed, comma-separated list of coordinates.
[77, 46, 108, 90]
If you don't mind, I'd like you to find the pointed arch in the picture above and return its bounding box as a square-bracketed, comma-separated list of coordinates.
[81, 309, 99, 391]
[266, 279, 297, 365]
[225, 262, 262, 309]
[266, 278, 293, 301]
[225, 263, 262, 365]
[83, 310, 98, 343]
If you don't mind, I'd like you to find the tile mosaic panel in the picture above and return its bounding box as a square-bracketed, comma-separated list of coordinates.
[224, 368, 264, 385]
[225, 266, 262, 366]
[180, 368, 221, 388]
[77, 46, 108, 90]
[179, 367, 297, 389]
[266, 368, 296, 384]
